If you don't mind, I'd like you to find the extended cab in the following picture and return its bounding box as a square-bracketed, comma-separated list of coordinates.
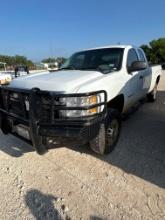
[0, 45, 162, 155]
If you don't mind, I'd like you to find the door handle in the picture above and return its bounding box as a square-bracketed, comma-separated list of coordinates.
[139, 75, 143, 79]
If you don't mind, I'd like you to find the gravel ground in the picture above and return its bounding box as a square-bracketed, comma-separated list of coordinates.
[0, 71, 165, 220]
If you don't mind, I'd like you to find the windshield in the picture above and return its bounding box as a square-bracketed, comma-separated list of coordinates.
[61, 48, 124, 73]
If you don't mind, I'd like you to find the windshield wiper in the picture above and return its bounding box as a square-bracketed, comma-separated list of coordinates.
[77, 67, 103, 73]
[77, 66, 115, 73]
[59, 66, 103, 73]
[59, 66, 116, 74]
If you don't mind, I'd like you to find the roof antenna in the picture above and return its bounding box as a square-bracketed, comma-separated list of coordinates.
[49, 41, 54, 59]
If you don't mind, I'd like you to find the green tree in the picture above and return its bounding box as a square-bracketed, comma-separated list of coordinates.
[41, 57, 56, 63]
[140, 38, 165, 64]
[0, 55, 34, 68]
[56, 57, 67, 66]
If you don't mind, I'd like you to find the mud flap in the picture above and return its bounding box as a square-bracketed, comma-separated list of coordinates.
[29, 88, 47, 155]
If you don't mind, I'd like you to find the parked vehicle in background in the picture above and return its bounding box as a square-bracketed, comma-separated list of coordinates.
[0, 45, 162, 155]
[41, 62, 59, 72]
[14, 65, 29, 77]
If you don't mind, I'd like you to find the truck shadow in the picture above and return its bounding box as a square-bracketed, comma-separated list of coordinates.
[70, 91, 165, 189]
[0, 134, 34, 157]
[90, 90, 165, 189]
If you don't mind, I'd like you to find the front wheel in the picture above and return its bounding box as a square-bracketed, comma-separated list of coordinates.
[89, 109, 121, 155]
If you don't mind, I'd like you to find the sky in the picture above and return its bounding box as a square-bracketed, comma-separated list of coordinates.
[0, 0, 165, 61]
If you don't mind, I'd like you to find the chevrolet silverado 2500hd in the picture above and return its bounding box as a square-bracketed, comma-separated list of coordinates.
[0, 45, 162, 155]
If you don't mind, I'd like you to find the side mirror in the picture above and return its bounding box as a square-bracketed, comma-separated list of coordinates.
[128, 61, 147, 73]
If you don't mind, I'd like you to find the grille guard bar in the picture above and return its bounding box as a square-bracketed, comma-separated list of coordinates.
[0, 87, 107, 154]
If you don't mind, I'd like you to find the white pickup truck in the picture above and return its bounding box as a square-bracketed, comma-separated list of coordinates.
[0, 45, 162, 155]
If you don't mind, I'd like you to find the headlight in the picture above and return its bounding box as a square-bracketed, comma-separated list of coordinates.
[59, 94, 103, 118]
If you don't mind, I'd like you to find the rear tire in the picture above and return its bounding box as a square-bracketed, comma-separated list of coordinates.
[89, 109, 121, 155]
[147, 83, 157, 102]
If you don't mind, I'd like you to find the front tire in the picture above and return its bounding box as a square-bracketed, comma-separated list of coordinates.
[89, 109, 121, 155]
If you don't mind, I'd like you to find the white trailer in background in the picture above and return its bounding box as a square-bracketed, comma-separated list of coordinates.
[0, 62, 6, 71]
[0, 62, 12, 85]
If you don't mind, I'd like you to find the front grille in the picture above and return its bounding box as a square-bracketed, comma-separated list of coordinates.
[9, 92, 29, 119]
[40, 95, 60, 123]
[0, 89, 29, 120]
[1, 90, 9, 110]
[0, 90, 61, 123]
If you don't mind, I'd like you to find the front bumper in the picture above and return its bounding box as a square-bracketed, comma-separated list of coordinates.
[0, 87, 107, 154]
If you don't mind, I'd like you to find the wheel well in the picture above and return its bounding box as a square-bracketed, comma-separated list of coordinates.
[107, 94, 124, 113]
[156, 75, 160, 84]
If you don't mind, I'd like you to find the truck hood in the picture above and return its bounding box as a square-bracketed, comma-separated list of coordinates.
[9, 70, 103, 93]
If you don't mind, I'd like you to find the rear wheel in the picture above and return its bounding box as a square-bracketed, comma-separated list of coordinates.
[147, 83, 157, 102]
[89, 109, 121, 155]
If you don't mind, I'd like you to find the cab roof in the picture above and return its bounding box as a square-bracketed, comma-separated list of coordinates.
[82, 45, 136, 51]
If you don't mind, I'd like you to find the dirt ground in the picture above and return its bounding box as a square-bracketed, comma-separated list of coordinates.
[0, 71, 165, 220]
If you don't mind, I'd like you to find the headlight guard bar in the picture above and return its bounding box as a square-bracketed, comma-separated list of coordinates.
[0, 87, 107, 154]
[0, 87, 107, 123]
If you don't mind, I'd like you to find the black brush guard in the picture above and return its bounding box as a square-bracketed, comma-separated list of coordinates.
[0, 87, 107, 154]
